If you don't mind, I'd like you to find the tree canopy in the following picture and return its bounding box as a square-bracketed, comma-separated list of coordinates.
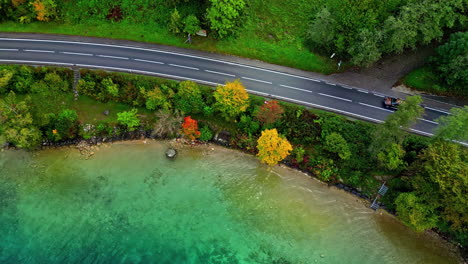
[213, 79, 249, 120]
[256, 128, 293, 166]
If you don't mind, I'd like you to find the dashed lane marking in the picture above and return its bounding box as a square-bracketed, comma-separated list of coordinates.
[279, 84, 312, 93]
[133, 58, 164, 64]
[24, 49, 55, 53]
[97, 54, 129, 60]
[204, 70, 235, 77]
[169, 64, 199, 70]
[424, 106, 451, 115]
[359, 102, 394, 112]
[241, 77, 272, 84]
[61, 51, 93, 56]
[318, 93, 352, 102]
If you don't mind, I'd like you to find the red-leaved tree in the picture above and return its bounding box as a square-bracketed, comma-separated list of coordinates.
[181, 116, 201, 140]
[256, 100, 284, 124]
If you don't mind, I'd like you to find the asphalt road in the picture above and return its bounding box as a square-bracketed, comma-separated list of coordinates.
[0, 37, 452, 137]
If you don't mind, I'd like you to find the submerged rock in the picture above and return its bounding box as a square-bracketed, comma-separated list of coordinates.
[165, 148, 177, 159]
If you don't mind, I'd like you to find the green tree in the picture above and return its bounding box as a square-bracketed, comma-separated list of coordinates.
[395, 192, 438, 232]
[435, 106, 468, 142]
[183, 15, 200, 35]
[142, 86, 171, 111]
[102, 77, 119, 98]
[431, 32, 468, 95]
[409, 141, 468, 231]
[238, 115, 260, 136]
[0, 91, 41, 149]
[175, 81, 204, 114]
[370, 96, 424, 170]
[168, 8, 183, 34]
[46, 109, 79, 141]
[117, 108, 140, 131]
[324, 132, 351, 160]
[0, 68, 14, 93]
[347, 28, 382, 67]
[206, 0, 246, 39]
[305, 7, 336, 53]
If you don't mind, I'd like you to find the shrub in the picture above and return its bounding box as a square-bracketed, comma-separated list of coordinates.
[199, 125, 213, 142]
[181, 116, 200, 140]
[255, 100, 284, 125]
[117, 109, 140, 131]
[238, 115, 260, 136]
[292, 146, 305, 163]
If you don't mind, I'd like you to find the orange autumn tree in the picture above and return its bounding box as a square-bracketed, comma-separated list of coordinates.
[256, 128, 293, 166]
[256, 100, 284, 124]
[213, 79, 249, 120]
[31, 0, 57, 22]
[181, 116, 201, 140]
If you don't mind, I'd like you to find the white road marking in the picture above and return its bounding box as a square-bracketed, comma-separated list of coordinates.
[97, 54, 129, 60]
[204, 70, 235, 77]
[340, 85, 353, 89]
[0, 59, 72, 66]
[325, 82, 336, 86]
[242, 77, 272, 84]
[280, 84, 312, 93]
[424, 106, 450, 115]
[0, 59, 221, 87]
[24, 49, 55, 53]
[357, 89, 369, 93]
[310, 79, 320, 82]
[418, 118, 439, 125]
[133, 58, 164, 64]
[0, 38, 321, 82]
[0, 48, 18, 51]
[373, 93, 386, 98]
[61, 51, 93, 56]
[359, 102, 394, 112]
[169, 64, 199, 70]
[247, 89, 384, 124]
[318, 93, 352, 102]
[409, 129, 433, 137]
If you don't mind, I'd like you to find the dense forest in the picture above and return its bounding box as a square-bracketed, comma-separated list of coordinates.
[1, 65, 467, 249]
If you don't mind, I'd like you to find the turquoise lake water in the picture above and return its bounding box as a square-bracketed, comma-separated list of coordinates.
[0, 141, 459, 263]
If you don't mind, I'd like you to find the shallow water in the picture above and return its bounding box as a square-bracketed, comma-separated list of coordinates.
[0, 141, 458, 264]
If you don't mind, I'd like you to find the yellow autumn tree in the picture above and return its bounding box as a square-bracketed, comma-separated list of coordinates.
[256, 129, 293, 166]
[213, 79, 249, 120]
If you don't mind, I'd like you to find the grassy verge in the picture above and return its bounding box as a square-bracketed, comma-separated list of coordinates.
[0, 20, 336, 74]
[402, 66, 447, 95]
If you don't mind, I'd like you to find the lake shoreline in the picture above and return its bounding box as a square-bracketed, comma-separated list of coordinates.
[1, 137, 465, 263]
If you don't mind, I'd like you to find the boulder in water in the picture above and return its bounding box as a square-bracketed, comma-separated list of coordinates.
[165, 148, 177, 159]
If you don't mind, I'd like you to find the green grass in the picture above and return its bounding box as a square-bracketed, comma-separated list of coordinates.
[63, 94, 153, 125]
[402, 66, 447, 95]
[0, 4, 336, 75]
